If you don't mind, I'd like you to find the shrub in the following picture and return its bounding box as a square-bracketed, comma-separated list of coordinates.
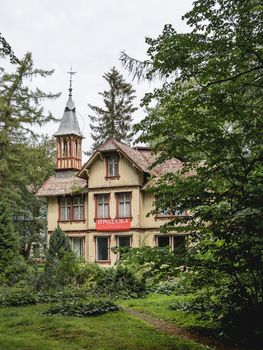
[92, 265, 146, 299]
[118, 246, 188, 289]
[0, 287, 36, 307]
[43, 300, 120, 317]
[3, 256, 29, 286]
[40, 251, 79, 289]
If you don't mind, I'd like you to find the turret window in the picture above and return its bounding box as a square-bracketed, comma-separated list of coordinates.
[62, 141, 68, 157]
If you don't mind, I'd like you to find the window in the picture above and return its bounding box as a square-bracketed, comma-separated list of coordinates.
[73, 196, 84, 220]
[156, 195, 187, 218]
[96, 236, 109, 261]
[72, 141, 76, 157]
[173, 236, 186, 250]
[60, 197, 71, 221]
[59, 196, 85, 222]
[117, 235, 131, 259]
[107, 155, 119, 177]
[157, 235, 170, 247]
[117, 192, 131, 218]
[96, 194, 109, 218]
[70, 237, 84, 259]
[118, 235, 131, 248]
[62, 140, 68, 157]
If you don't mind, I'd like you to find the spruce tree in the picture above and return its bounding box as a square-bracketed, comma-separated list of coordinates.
[48, 225, 71, 260]
[0, 201, 19, 271]
[88, 67, 137, 151]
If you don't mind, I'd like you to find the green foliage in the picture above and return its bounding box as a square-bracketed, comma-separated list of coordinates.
[88, 66, 137, 151]
[92, 265, 146, 299]
[47, 225, 71, 260]
[0, 33, 19, 63]
[0, 202, 20, 272]
[0, 48, 58, 259]
[43, 300, 120, 317]
[0, 287, 37, 307]
[151, 276, 192, 295]
[118, 246, 187, 289]
[13, 137, 55, 259]
[121, 0, 263, 347]
[2, 255, 29, 286]
[0, 303, 206, 350]
[0, 285, 89, 307]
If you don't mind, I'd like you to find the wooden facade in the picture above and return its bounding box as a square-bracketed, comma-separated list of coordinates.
[39, 138, 188, 265]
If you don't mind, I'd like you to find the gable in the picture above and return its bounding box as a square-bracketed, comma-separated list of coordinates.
[87, 153, 143, 188]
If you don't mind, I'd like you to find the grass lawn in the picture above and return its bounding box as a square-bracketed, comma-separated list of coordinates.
[119, 294, 216, 332]
[0, 303, 208, 350]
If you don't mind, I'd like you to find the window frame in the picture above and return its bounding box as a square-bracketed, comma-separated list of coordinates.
[106, 155, 119, 179]
[95, 193, 110, 219]
[58, 195, 85, 223]
[116, 192, 132, 218]
[155, 235, 186, 251]
[155, 194, 188, 219]
[70, 237, 85, 259]
[95, 236, 110, 263]
[156, 235, 171, 248]
[117, 235, 132, 248]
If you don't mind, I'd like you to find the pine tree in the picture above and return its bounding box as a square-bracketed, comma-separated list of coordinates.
[0, 201, 19, 271]
[88, 67, 137, 151]
[48, 225, 71, 260]
[0, 52, 59, 208]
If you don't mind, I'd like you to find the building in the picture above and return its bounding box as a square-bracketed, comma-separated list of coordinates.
[37, 85, 188, 265]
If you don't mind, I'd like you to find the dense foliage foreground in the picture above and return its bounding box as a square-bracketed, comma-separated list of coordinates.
[0, 220, 262, 349]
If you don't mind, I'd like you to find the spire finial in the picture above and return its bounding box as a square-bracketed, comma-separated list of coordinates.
[67, 67, 77, 97]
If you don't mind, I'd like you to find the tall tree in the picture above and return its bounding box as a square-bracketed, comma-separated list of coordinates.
[121, 0, 263, 347]
[0, 52, 59, 208]
[0, 46, 59, 258]
[0, 201, 19, 272]
[13, 136, 56, 259]
[88, 67, 137, 151]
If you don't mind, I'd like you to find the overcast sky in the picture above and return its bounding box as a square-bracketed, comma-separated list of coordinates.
[1, 0, 193, 154]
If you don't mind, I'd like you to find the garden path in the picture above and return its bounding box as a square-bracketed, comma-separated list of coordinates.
[124, 307, 244, 350]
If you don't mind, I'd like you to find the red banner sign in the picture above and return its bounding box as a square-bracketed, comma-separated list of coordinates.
[96, 218, 131, 231]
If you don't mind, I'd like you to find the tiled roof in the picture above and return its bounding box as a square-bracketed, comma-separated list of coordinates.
[36, 173, 87, 197]
[79, 139, 186, 178]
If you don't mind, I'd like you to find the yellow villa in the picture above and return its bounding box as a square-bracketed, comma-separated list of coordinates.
[37, 88, 188, 265]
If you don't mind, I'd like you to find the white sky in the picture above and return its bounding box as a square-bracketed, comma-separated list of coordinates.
[1, 0, 193, 155]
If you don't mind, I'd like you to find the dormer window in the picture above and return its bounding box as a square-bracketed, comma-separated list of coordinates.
[106, 155, 119, 178]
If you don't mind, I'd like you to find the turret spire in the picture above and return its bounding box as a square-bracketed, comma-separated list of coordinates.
[67, 67, 76, 97]
[54, 70, 83, 172]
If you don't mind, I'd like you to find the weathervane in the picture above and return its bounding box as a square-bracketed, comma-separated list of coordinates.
[67, 67, 77, 96]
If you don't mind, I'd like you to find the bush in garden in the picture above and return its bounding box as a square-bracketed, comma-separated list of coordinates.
[118, 245, 188, 290]
[75, 262, 104, 288]
[92, 265, 146, 299]
[2, 256, 29, 286]
[0, 287, 37, 307]
[43, 300, 120, 317]
[41, 251, 79, 289]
